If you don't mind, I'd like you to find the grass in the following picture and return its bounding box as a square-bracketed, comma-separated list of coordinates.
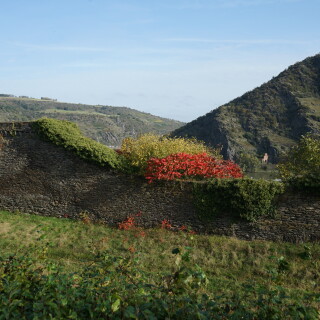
[1, 210, 320, 299]
[299, 97, 320, 115]
[41, 109, 112, 117]
[245, 164, 280, 180]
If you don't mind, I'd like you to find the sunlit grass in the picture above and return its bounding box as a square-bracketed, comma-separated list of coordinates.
[41, 109, 109, 116]
[1, 210, 319, 297]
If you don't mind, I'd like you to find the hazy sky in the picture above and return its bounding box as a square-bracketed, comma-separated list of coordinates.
[0, 0, 319, 122]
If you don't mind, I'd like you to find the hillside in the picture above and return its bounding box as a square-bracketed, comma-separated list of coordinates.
[173, 53, 320, 163]
[0, 96, 183, 147]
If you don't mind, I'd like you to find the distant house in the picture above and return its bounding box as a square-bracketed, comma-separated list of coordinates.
[262, 153, 268, 164]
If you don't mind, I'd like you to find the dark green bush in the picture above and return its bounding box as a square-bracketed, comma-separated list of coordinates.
[32, 118, 120, 169]
[1, 250, 318, 319]
[286, 174, 320, 193]
[193, 178, 285, 222]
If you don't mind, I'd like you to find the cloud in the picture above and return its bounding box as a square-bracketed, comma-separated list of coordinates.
[218, 0, 301, 7]
[133, 18, 155, 24]
[11, 42, 112, 53]
[160, 38, 316, 45]
[160, 0, 301, 10]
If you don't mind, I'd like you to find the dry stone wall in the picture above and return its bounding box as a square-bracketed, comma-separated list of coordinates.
[0, 122, 319, 242]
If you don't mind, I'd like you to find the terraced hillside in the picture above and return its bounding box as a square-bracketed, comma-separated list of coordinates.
[173, 53, 320, 162]
[0, 96, 183, 147]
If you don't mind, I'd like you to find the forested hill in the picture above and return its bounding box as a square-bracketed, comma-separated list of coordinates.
[172, 53, 320, 163]
[0, 96, 183, 147]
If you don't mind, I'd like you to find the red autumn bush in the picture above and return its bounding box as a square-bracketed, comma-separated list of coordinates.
[118, 216, 135, 230]
[145, 152, 243, 183]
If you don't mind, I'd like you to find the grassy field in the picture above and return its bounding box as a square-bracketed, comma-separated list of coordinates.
[1, 210, 320, 318]
[244, 164, 280, 180]
[1, 210, 319, 297]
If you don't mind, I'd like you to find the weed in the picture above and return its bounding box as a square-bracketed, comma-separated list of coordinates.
[79, 211, 91, 224]
[118, 216, 135, 230]
[161, 219, 173, 229]
[300, 245, 312, 260]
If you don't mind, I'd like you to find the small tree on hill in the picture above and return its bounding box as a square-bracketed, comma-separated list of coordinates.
[277, 134, 320, 189]
[237, 153, 260, 172]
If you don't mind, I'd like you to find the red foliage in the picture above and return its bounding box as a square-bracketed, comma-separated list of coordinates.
[118, 216, 135, 230]
[118, 211, 143, 230]
[128, 246, 135, 253]
[145, 152, 243, 183]
[161, 219, 173, 229]
[135, 211, 142, 217]
[118, 212, 148, 238]
[161, 219, 196, 234]
[134, 231, 146, 238]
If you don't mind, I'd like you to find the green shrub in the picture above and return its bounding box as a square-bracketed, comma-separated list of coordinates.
[278, 134, 320, 191]
[237, 152, 260, 172]
[120, 133, 221, 174]
[193, 178, 284, 222]
[32, 118, 120, 169]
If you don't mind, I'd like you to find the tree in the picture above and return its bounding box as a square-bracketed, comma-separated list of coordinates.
[237, 153, 260, 172]
[277, 134, 320, 189]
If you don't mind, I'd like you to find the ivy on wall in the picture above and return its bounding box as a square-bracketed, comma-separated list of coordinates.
[32, 118, 120, 169]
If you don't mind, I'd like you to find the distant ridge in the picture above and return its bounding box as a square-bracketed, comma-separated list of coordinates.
[0, 96, 183, 147]
[172, 53, 320, 162]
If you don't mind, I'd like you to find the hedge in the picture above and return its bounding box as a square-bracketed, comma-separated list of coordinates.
[193, 178, 285, 222]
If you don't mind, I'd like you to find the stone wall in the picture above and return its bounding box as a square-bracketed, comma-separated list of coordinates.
[0, 122, 319, 242]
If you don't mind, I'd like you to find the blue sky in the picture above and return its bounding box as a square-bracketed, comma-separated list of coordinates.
[0, 0, 319, 122]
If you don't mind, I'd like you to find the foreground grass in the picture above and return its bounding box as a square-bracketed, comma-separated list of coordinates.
[1, 210, 319, 295]
[1, 210, 320, 318]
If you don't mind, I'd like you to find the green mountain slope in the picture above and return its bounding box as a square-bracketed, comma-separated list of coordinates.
[0, 97, 183, 146]
[172, 53, 320, 162]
